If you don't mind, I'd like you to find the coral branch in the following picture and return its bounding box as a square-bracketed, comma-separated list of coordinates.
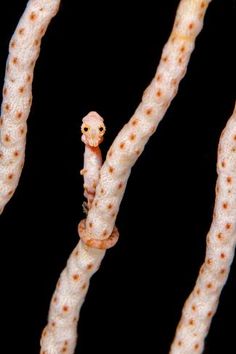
[40, 240, 106, 354]
[41, 1, 213, 353]
[169, 103, 236, 354]
[1, 1, 234, 354]
[0, 0, 60, 214]
[85, 0, 213, 241]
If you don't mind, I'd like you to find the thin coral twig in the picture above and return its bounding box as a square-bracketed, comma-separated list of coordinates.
[0, 0, 60, 214]
[85, 0, 213, 241]
[169, 103, 236, 354]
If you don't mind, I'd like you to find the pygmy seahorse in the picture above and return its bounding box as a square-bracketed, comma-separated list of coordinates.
[80, 111, 106, 210]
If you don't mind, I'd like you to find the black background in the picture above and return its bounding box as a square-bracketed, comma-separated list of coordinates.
[0, 1, 235, 353]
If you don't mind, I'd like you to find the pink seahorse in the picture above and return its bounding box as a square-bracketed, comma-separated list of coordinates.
[80, 111, 106, 210]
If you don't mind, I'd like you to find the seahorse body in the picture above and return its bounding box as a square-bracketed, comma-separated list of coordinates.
[80, 111, 105, 209]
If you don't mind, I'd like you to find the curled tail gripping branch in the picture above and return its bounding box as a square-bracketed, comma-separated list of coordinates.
[79, 111, 119, 249]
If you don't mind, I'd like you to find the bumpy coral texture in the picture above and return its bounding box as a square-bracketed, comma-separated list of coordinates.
[41, 1, 214, 354]
[86, 0, 213, 241]
[169, 103, 236, 354]
[0, 0, 60, 214]
[2, 1, 234, 354]
[40, 241, 105, 354]
[41, 110, 118, 353]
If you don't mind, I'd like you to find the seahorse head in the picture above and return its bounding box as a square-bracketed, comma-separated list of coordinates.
[81, 111, 106, 147]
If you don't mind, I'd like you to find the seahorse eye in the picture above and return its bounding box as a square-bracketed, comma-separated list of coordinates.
[99, 126, 104, 132]
[82, 126, 89, 133]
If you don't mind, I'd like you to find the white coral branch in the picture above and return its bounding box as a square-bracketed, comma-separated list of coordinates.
[169, 103, 236, 353]
[0, 0, 60, 214]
